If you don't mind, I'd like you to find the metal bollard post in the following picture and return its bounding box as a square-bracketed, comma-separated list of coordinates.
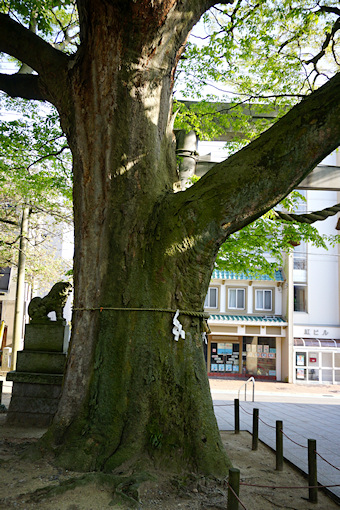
[252, 408, 259, 450]
[0, 380, 2, 405]
[308, 439, 318, 503]
[276, 420, 283, 471]
[234, 398, 240, 434]
[227, 468, 240, 510]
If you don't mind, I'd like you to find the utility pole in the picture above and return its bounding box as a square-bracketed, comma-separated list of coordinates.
[10, 206, 29, 371]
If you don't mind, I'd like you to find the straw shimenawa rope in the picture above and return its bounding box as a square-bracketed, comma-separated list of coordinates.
[73, 306, 210, 319]
[274, 203, 340, 224]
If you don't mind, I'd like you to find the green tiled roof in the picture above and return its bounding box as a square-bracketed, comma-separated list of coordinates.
[209, 314, 286, 324]
[212, 269, 284, 282]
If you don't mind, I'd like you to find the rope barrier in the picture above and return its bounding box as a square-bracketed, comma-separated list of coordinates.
[227, 483, 249, 510]
[73, 306, 210, 319]
[240, 482, 340, 489]
[257, 416, 276, 429]
[281, 429, 308, 449]
[315, 451, 340, 471]
[233, 401, 340, 472]
[239, 403, 276, 428]
[239, 404, 253, 416]
[219, 399, 340, 505]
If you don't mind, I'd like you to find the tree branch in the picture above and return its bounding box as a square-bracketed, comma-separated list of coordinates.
[0, 73, 47, 101]
[0, 13, 69, 78]
[0, 217, 19, 226]
[26, 146, 69, 171]
[305, 18, 340, 66]
[173, 72, 340, 249]
[0, 13, 69, 74]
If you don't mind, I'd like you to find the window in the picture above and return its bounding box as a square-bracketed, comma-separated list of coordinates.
[255, 289, 272, 311]
[0, 267, 11, 292]
[294, 285, 307, 312]
[228, 288, 245, 310]
[204, 287, 218, 309]
[294, 242, 307, 271]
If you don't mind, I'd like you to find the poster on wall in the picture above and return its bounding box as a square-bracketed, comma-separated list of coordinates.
[296, 368, 305, 379]
[217, 343, 232, 355]
[210, 364, 218, 371]
[296, 354, 305, 366]
[225, 364, 232, 372]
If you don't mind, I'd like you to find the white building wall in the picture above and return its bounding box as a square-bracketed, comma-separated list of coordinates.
[293, 190, 339, 327]
[275, 285, 283, 316]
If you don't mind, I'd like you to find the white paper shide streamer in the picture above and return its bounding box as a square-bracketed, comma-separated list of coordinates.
[172, 310, 185, 341]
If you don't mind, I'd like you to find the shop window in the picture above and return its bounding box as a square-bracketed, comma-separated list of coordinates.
[322, 352, 332, 367]
[294, 285, 307, 312]
[242, 337, 276, 377]
[255, 289, 272, 311]
[308, 368, 319, 381]
[0, 267, 11, 292]
[210, 341, 240, 373]
[204, 287, 218, 309]
[307, 352, 319, 367]
[321, 369, 333, 383]
[228, 288, 245, 310]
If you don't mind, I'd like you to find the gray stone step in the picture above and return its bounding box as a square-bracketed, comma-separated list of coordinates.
[24, 323, 69, 352]
[6, 371, 63, 385]
[16, 351, 66, 374]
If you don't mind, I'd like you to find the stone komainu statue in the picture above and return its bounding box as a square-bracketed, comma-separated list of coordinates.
[28, 282, 72, 322]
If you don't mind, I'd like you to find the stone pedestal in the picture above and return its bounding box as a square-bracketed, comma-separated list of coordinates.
[6, 322, 69, 427]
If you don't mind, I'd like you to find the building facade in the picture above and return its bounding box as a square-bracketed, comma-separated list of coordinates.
[205, 184, 340, 384]
[205, 270, 287, 381]
[291, 183, 340, 384]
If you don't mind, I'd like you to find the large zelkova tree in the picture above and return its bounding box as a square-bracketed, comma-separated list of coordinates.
[0, 0, 339, 477]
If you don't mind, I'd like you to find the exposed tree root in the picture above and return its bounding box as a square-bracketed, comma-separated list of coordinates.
[25, 471, 154, 507]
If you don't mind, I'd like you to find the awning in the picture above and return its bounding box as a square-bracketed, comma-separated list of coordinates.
[294, 338, 340, 348]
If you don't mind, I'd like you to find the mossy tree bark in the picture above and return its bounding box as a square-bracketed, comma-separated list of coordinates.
[0, 0, 340, 475]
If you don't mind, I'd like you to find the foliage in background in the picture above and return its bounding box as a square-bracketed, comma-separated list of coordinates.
[175, 0, 340, 154]
[0, 95, 73, 288]
[175, 1, 340, 275]
[216, 198, 337, 277]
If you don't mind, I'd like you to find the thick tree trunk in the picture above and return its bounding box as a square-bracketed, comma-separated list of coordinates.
[45, 5, 230, 475]
[30, 0, 339, 477]
[1, 0, 339, 484]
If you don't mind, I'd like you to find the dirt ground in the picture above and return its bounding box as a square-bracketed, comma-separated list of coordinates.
[0, 414, 338, 510]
